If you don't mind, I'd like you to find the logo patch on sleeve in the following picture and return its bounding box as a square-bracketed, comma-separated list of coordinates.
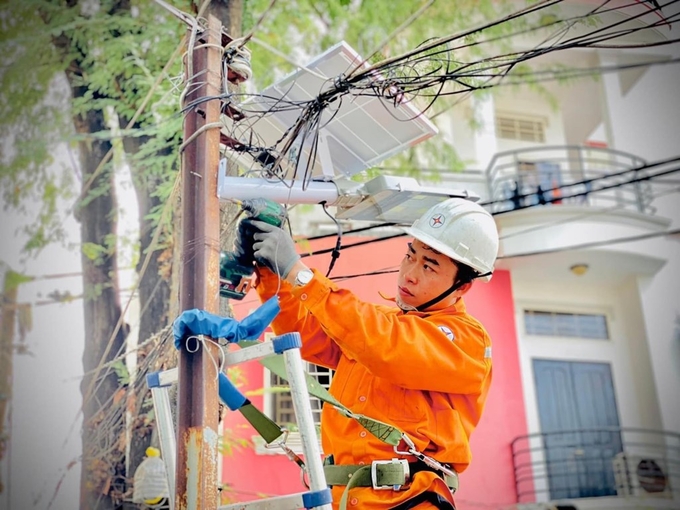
[438, 325, 455, 341]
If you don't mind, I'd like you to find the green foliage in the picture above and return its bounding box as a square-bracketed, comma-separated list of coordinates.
[0, 0, 186, 256]
[111, 359, 131, 385]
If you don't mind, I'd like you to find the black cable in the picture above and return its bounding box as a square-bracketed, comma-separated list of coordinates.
[329, 268, 401, 281]
[477, 154, 680, 209]
[499, 227, 680, 259]
[328, 227, 680, 282]
[306, 221, 399, 240]
[209, 0, 680, 183]
[319, 201, 343, 277]
[301, 233, 406, 258]
[295, 156, 680, 245]
[488, 163, 680, 214]
[296, 161, 680, 260]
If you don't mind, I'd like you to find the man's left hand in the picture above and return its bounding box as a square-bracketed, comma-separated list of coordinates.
[246, 219, 301, 278]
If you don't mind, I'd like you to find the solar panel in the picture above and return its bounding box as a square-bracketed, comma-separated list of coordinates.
[220, 40, 438, 181]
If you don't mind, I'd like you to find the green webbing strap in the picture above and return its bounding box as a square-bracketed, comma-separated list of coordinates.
[338, 465, 371, 510]
[324, 462, 459, 492]
[239, 341, 404, 447]
[238, 402, 285, 444]
[324, 462, 408, 486]
[221, 343, 287, 444]
[232, 341, 458, 510]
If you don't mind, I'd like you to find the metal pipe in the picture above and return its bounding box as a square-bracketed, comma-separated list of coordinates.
[176, 13, 222, 510]
[218, 175, 341, 205]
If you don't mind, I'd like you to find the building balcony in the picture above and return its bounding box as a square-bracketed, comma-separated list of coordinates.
[485, 145, 654, 215]
[511, 427, 680, 507]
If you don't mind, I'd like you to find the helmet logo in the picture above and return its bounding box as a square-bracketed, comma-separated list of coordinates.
[429, 214, 445, 228]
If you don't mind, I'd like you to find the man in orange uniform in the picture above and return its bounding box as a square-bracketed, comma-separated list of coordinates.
[241, 198, 499, 510]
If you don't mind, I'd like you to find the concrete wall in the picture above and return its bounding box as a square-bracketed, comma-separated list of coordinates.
[600, 51, 680, 433]
[512, 275, 663, 435]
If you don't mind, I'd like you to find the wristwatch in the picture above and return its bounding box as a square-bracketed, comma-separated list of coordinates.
[294, 268, 314, 287]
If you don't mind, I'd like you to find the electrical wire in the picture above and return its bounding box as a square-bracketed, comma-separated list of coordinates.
[320, 201, 342, 277]
[487, 160, 680, 214]
[325, 226, 680, 281]
[498, 184, 680, 241]
[303, 233, 407, 259]
[289, 155, 680, 244]
[214, 0, 679, 188]
[288, 160, 680, 275]
[498, 225, 680, 259]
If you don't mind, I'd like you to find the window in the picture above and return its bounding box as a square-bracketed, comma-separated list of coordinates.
[496, 114, 546, 143]
[524, 310, 609, 339]
[269, 363, 333, 427]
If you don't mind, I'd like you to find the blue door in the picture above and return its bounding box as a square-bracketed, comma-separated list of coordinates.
[533, 360, 623, 499]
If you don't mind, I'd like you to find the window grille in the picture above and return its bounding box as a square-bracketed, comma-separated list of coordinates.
[496, 115, 546, 143]
[269, 363, 333, 427]
[524, 310, 609, 339]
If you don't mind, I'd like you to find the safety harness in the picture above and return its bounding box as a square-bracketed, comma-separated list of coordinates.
[237, 341, 459, 509]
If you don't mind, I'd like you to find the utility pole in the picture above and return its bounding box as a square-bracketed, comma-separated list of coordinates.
[176, 11, 223, 510]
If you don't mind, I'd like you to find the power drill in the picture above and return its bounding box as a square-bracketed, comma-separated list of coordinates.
[219, 198, 287, 300]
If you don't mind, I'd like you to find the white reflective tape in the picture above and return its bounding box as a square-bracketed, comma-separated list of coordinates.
[484, 346, 492, 359]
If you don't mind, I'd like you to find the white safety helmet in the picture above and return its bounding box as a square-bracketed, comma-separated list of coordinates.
[404, 198, 499, 281]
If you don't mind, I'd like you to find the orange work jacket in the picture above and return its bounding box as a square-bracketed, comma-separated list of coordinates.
[255, 268, 492, 509]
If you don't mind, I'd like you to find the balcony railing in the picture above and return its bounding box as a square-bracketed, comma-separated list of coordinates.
[511, 427, 680, 503]
[485, 146, 654, 215]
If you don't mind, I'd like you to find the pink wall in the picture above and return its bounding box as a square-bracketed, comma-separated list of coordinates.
[456, 268, 531, 507]
[223, 236, 529, 507]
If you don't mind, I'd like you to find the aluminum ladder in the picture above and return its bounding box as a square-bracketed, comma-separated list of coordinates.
[146, 332, 333, 510]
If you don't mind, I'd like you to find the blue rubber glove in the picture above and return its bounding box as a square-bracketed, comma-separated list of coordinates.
[247, 219, 301, 278]
[173, 296, 280, 349]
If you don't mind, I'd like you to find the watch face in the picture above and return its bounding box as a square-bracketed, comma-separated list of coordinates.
[296, 269, 313, 286]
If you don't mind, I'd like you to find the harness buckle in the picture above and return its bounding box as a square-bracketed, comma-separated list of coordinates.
[370, 458, 410, 491]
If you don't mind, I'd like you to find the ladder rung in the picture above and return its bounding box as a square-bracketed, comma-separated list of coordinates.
[222, 340, 287, 366]
[147, 339, 298, 390]
[147, 367, 178, 387]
